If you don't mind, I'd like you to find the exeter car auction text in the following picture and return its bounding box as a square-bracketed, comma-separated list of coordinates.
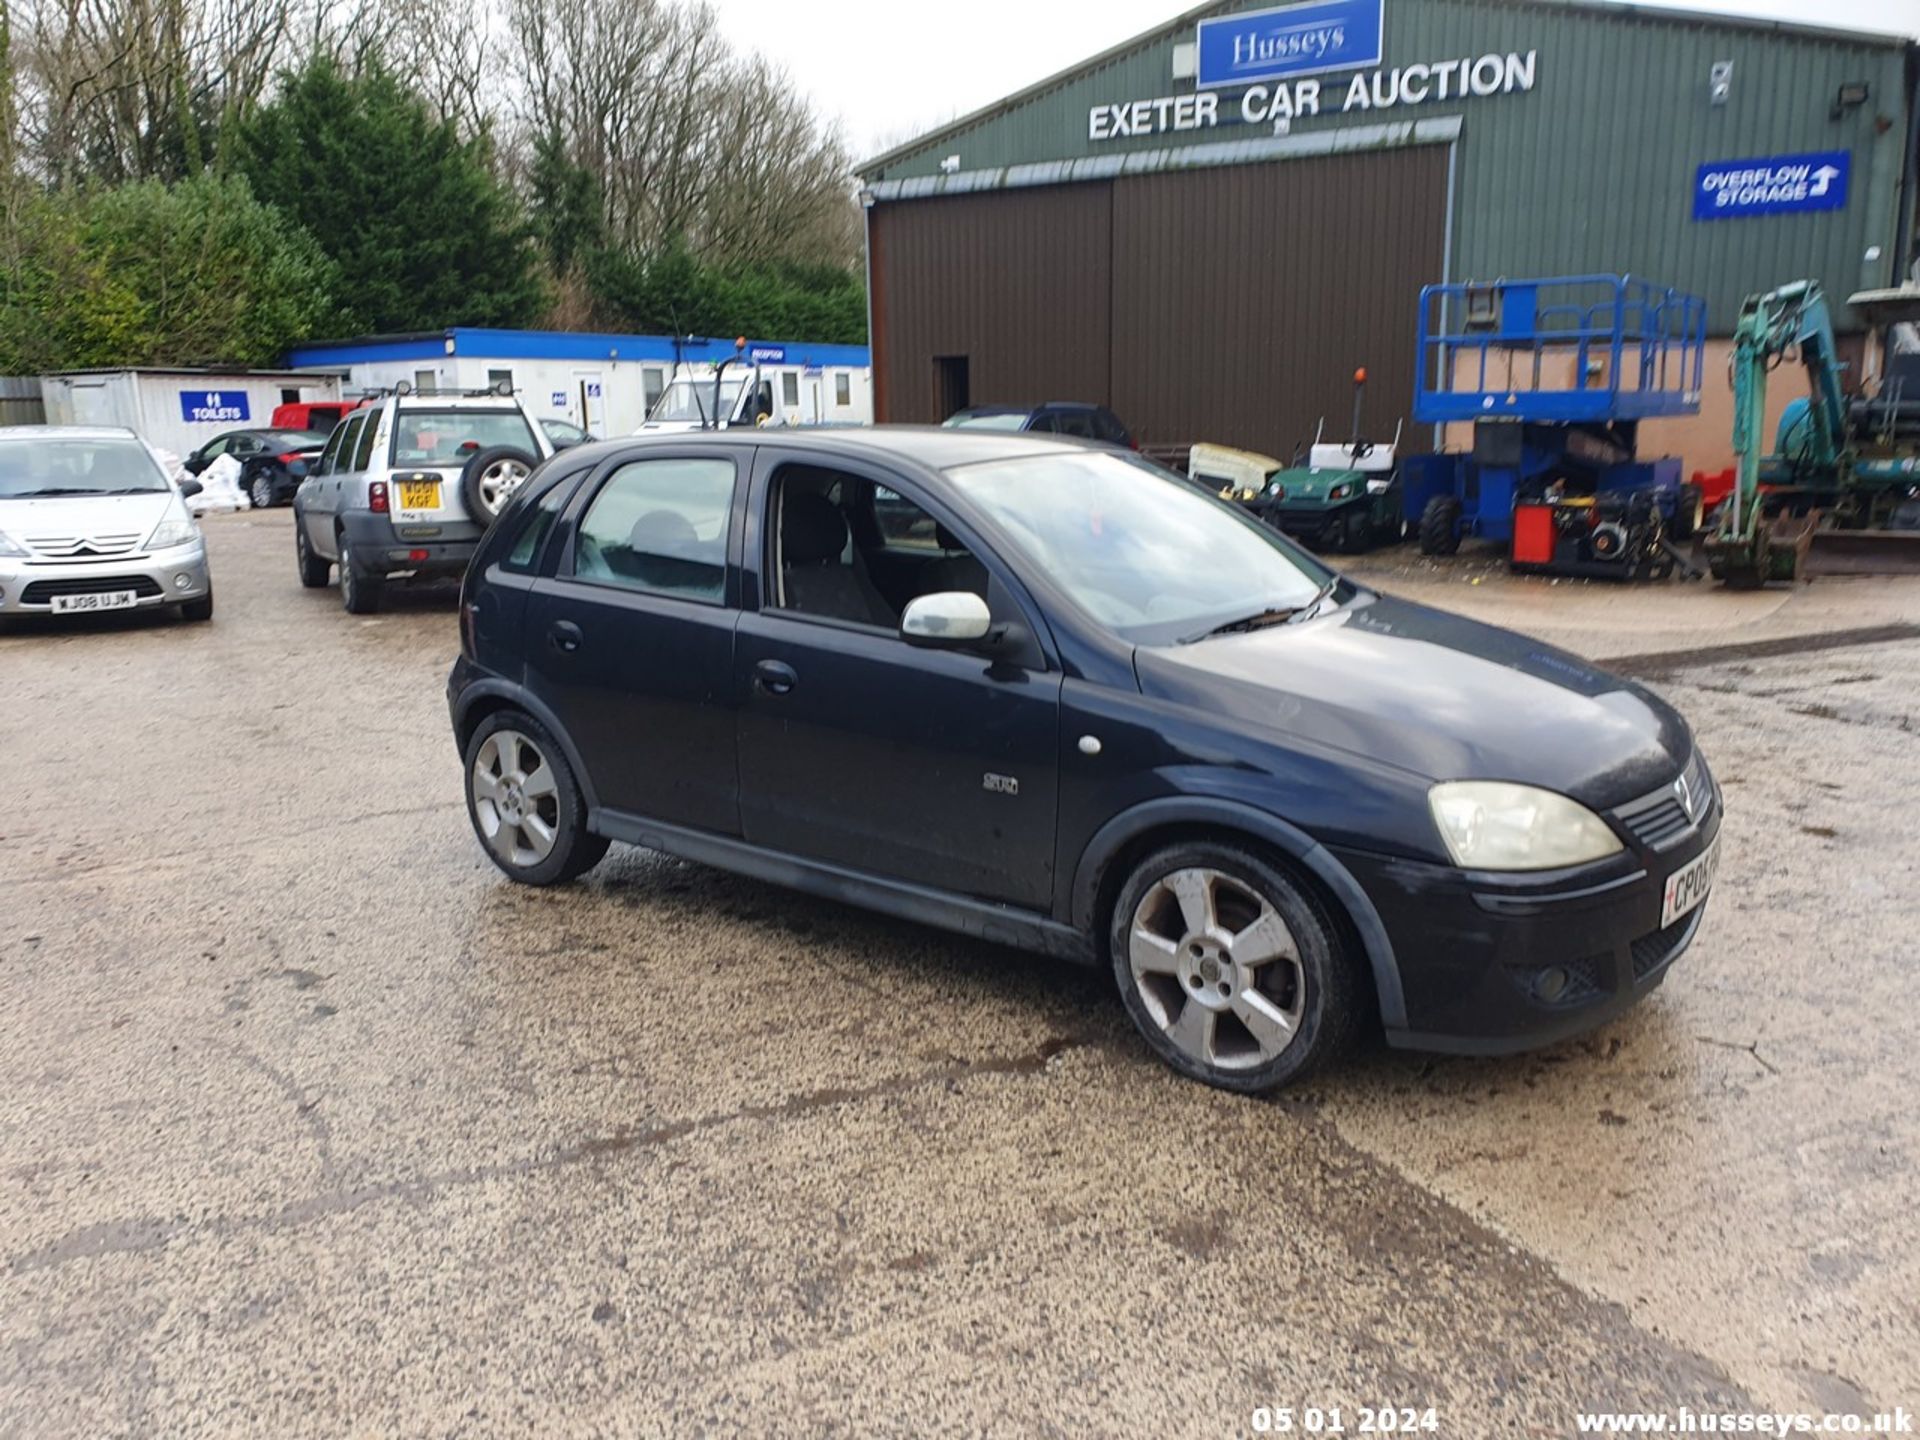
[1089, 50, 1537, 140]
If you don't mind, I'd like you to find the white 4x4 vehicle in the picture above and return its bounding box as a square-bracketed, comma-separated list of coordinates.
[292, 386, 554, 613]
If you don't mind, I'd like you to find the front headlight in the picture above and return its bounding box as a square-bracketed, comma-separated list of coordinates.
[1428, 781, 1623, 871]
[146, 514, 198, 550]
[0, 530, 28, 558]
[1330, 482, 1355, 501]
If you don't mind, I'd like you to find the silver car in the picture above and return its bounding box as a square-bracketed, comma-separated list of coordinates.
[0, 426, 213, 622]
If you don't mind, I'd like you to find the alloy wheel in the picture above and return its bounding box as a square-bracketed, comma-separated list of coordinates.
[470, 729, 561, 868]
[476, 459, 530, 518]
[251, 473, 274, 509]
[1126, 867, 1305, 1071]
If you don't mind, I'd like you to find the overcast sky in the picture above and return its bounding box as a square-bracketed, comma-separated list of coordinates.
[704, 0, 1920, 161]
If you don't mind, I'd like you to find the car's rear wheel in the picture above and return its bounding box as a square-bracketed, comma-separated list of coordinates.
[464, 712, 608, 885]
[248, 470, 277, 510]
[1109, 841, 1360, 1092]
[339, 536, 383, 614]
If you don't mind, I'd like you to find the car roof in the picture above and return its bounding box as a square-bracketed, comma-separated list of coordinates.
[0, 425, 139, 442]
[591, 424, 1088, 471]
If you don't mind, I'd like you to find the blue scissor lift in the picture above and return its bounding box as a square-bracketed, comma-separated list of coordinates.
[1402, 275, 1708, 579]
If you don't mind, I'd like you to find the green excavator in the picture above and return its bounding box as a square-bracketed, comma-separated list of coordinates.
[1706, 279, 1920, 586]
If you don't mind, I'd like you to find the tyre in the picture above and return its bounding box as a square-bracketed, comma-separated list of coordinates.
[179, 588, 213, 623]
[339, 535, 384, 614]
[1108, 841, 1361, 1093]
[463, 711, 609, 885]
[1673, 482, 1703, 541]
[459, 446, 538, 526]
[1418, 495, 1461, 556]
[248, 469, 278, 510]
[1341, 505, 1371, 553]
[295, 520, 330, 588]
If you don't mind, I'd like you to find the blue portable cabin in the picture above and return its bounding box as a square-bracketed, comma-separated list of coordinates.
[1401, 275, 1706, 561]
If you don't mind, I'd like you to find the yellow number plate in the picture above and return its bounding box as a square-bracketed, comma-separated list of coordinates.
[398, 480, 440, 510]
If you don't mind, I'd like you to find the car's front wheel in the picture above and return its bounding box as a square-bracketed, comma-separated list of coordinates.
[295, 520, 330, 588]
[463, 712, 608, 885]
[1109, 841, 1360, 1092]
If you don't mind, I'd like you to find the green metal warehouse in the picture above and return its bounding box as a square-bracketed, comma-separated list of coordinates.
[856, 0, 1917, 471]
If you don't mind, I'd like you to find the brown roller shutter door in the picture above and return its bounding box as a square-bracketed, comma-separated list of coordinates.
[869, 144, 1449, 459]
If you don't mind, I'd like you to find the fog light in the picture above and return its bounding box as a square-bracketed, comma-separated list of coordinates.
[172, 573, 193, 591]
[1532, 967, 1570, 1003]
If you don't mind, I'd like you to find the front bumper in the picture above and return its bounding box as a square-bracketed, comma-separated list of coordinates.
[0, 541, 210, 613]
[1338, 804, 1721, 1056]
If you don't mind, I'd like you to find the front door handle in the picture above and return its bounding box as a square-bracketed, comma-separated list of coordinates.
[754, 659, 798, 696]
[548, 620, 583, 654]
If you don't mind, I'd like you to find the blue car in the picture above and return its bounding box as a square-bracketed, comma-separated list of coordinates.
[446, 428, 1720, 1091]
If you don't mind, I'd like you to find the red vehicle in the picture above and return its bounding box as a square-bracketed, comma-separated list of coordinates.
[271, 400, 363, 434]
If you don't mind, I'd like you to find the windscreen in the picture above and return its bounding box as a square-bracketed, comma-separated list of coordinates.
[389, 409, 535, 467]
[0, 437, 171, 499]
[649, 378, 747, 425]
[946, 450, 1330, 646]
[943, 412, 1029, 431]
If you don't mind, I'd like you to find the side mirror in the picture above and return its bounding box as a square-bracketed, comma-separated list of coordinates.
[287, 460, 309, 479]
[183, 454, 210, 474]
[177, 478, 204, 499]
[901, 591, 992, 647]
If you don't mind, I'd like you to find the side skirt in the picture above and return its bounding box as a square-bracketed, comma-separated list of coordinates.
[591, 808, 1095, 964]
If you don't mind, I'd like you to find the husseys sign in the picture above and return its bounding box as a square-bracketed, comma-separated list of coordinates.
[1088, 0, 1537, 142]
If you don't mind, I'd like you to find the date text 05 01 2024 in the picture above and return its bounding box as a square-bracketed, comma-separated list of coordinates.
[1251, 1407, 1440, 1435]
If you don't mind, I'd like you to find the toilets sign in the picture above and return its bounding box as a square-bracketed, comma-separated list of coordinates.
[1693, 151, 1849, 220]
[179, 390, 251, 423]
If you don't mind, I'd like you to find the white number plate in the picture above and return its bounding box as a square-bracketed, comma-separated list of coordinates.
[1661, 835, 1720, 928]
[50, 590, 138, 613]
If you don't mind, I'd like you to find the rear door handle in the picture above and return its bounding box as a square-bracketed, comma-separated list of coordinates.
[754, 659, 798, 696]
[548, 620, 583, 654]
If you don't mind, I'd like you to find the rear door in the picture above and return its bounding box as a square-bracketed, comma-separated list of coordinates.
[301, 419, 353, 556]
[524, 445, 745, 834]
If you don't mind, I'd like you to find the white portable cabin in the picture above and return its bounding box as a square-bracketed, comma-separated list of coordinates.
[284, 329, 873, 438]
[40, 368, 346, 456]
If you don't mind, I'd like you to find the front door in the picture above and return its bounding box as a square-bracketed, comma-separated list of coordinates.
[573, 371, 605, 436]
[734, 451, 1061, 910]
[524, 448, 743, 834]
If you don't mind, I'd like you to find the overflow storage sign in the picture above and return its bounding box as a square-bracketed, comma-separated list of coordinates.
[1694, 151, 1849, 221]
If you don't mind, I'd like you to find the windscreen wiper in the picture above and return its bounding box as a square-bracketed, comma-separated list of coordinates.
[1181, 605, 1303, 644]
[1287, 578, 1340, 624]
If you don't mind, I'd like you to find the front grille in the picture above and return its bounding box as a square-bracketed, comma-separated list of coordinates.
[20, 575, 163, 604]
[24, 533, 143, 560]
[1615, 750, 1716, 851]
[1631, 913, 1696, 980]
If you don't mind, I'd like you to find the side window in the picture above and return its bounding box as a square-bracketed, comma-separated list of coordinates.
[781, 372, 800, 407]
[572, 458, 734, 601]
[352, 415, 379, 470]
[1027, 413, 1056, 433]
[873, 486, 940, 550]
[1053, 409, 1096, 439]
[315, 426, 347, 476]
[503, 485, 567, 573]
[200, 437, 230, 459]
[332, 416, 366, 474]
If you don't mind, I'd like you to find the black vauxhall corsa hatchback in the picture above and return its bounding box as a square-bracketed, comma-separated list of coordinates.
[447, 428, 1722, 1092]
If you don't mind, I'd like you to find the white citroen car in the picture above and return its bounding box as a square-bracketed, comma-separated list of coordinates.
[0, 426, 213, 622]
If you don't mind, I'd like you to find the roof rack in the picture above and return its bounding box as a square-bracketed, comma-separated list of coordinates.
[355, 379, 518, 400]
